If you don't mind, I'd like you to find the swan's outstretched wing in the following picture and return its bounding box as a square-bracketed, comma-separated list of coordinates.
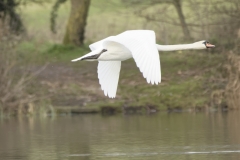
[89, 37, 121, 98]
[89, 36, 115, 51]
[104, 30, 161, 84]
[98, 61, 121, 98]
[72, 36, 116, 61]
[73, 30, 160, 98]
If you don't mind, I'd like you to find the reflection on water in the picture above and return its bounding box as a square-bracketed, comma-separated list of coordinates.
[1, 111, 240, 160]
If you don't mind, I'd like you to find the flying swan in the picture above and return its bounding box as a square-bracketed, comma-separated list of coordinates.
[72, 30, 215, 98]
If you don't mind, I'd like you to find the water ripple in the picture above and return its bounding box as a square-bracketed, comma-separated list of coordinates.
[67, 150, 240, 158]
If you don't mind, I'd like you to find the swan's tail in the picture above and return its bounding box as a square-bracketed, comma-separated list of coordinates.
[71, 48, 103, 62]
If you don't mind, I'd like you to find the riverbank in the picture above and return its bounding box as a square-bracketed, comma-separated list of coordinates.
[0, 0, 231, 116]
[3, 41, 224, 116]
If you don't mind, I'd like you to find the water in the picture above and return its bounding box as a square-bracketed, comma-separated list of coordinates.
[1, 111, 240, 160]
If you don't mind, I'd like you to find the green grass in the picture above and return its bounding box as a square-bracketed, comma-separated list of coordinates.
[117, 52, 223, 110]
[16, 41, 89, 64]
[43, 44, 89, 62]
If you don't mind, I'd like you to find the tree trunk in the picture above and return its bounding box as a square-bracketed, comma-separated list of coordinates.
[172, 0, 192, 40]
[63, 0, 91, 46]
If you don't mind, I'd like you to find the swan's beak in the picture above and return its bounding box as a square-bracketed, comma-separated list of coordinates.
[206, 43, 215, 48]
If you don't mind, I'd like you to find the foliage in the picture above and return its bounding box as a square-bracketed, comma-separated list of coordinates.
[210, 0, 240, 50]
[119, 0, 240, 48]
[0, 0, 51, 33]
[223, 47, 240, 109]
[0, 35, 48, 115]
[121, 0, 192, 40]
[50, 0, 67, 33]
[0, 0, 24, 32]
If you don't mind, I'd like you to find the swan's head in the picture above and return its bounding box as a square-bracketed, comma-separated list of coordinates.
[194, 40, 215, 49]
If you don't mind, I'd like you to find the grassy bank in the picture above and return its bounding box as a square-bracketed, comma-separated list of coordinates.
[8, 40, 223, 115]
[1, 0, 231, 116]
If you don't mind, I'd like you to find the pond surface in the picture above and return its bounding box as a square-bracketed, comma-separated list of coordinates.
[1, 111, 240, 160]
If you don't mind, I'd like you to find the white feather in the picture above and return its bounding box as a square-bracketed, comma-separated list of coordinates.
[98, 61, 121, 98]
[102, 30, 161, 84]
[71, 30, 212, 98]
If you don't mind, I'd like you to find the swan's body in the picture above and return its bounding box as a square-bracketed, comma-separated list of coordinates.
[72, 30, 215, 98]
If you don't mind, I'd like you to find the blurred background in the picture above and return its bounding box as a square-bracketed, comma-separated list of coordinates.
[0, 0, 240, 115]
[1, 1, 240, 160]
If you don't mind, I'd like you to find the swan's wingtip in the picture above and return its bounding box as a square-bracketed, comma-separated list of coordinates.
[71, 58, 81, 62]
[106, 94, 116, 98]
[148, 80, 161, 85]
[154, 80, 161, 85]
[104, 92, 115, 98]
[71, 58, 82, 62]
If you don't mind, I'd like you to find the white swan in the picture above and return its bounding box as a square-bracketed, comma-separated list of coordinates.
[72, 30, 215, 98]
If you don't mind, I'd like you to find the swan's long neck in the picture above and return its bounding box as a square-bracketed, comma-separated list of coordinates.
[156, 43, 201, 51]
